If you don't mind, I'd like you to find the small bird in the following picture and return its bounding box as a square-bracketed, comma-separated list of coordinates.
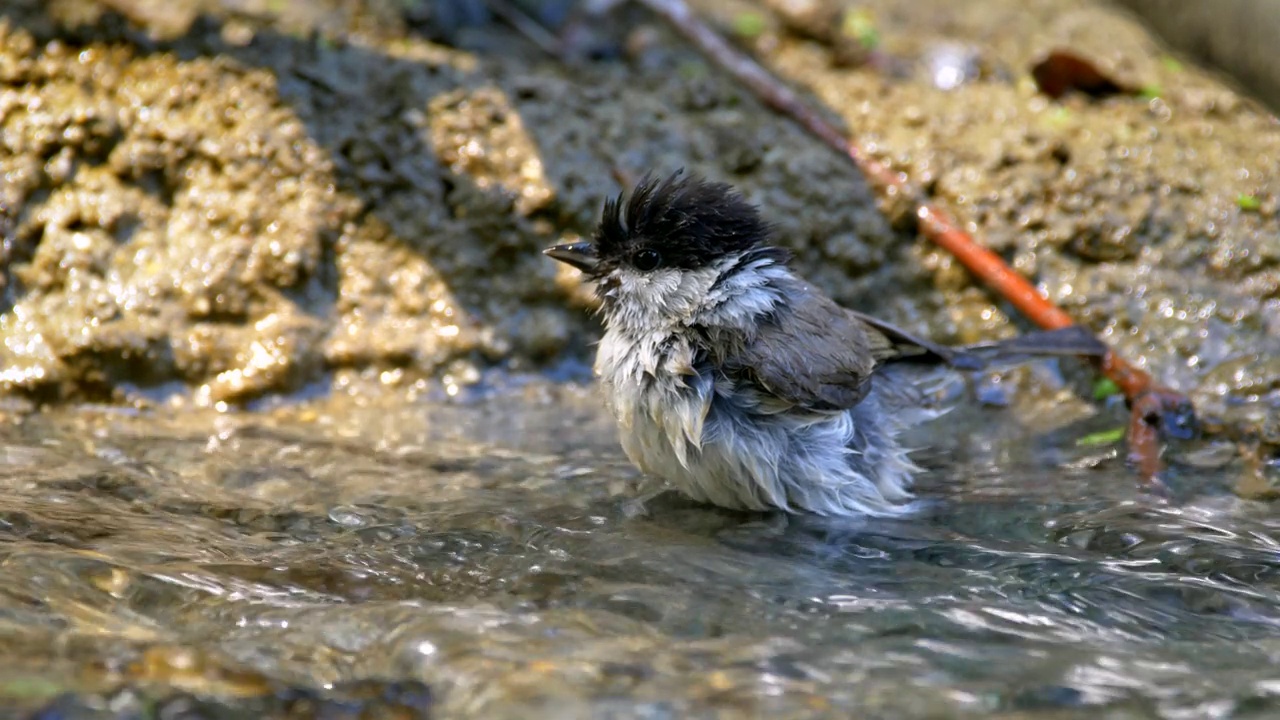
[545, 171, 1104, 518]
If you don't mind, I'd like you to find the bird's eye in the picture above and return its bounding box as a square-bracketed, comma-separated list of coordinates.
[632, 249, 662, 272]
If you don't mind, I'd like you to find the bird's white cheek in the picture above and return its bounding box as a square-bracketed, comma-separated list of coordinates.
[606, 269, 684, 327]
[617, 269, 679, 300]
[603, 264, 747, 337]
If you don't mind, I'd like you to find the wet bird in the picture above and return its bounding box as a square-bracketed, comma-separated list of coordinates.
[545, 171, 1103, 517]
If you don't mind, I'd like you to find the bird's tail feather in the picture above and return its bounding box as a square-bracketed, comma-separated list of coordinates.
[955, 325, 1108, 369]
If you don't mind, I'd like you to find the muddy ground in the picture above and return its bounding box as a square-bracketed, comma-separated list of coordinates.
[0, 0, 1277, 436]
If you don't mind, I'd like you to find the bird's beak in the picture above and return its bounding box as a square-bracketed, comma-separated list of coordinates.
[543, 241, 597, 274]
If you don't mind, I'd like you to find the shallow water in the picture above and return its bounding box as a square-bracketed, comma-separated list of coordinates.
[1, 380, 1278, 719]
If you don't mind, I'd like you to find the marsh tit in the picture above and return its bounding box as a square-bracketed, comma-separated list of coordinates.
[545, 172, 1103, 518]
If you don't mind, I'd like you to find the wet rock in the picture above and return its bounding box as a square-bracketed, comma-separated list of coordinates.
[0, 3, 895, 404]
[0, 0, 1274, 442]
[27, 677, 434, 719]
[0, 20, 338, 402]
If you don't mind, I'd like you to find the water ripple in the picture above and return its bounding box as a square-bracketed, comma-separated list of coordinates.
[1, 394, 1278, 717]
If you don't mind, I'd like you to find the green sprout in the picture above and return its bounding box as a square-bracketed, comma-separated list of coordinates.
[1237, 194, 1262, 212]
[841, 9, 880, 50]
[1076, 427, 1126, 447]
[1047, 106, 1073, 127]
[731, 11, 768, 39]
[1138, 83, 1163, 99]
[1092, 377, 1121, 400]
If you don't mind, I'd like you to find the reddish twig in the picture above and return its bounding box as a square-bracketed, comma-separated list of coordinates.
[635, 0, 1194, 484]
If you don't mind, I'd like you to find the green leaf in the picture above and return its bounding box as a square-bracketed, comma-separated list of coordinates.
[841, 9, 880, 50]
[1092, 377, 1121, 400]
[732, 12, 768, 39]
[1076, 427, 1126, 447]
[1047, 106, 1072, 126]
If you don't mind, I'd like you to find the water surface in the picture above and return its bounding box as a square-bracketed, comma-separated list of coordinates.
[1, 381, 1277, 719]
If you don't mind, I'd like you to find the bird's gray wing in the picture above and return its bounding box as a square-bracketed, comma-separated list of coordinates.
[724, 290, 896, 413]
[723, 283, 1110, 415]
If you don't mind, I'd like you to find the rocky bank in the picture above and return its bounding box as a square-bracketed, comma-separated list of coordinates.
[0, 0, 1276, 438]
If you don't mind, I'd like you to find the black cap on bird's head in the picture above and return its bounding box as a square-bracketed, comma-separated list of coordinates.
[543, 171, 784, 278]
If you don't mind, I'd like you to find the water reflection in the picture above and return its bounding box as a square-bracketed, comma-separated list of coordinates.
[1, 384, 1279, 718]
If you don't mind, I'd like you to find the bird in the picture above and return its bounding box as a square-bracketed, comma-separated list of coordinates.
[544, 171, 1104, 518]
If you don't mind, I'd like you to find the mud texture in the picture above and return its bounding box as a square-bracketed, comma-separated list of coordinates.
[0, 0, 1277, 434]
